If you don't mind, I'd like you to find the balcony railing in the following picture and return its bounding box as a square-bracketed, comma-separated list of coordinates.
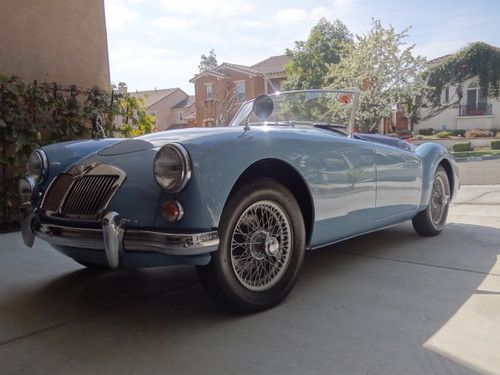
[459, 103, 492, 116]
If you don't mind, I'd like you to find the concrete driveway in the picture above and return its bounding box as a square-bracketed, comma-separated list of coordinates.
[1, 185, 499, 374]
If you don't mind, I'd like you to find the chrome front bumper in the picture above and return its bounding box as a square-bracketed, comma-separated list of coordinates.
[21, 207, 219, 269]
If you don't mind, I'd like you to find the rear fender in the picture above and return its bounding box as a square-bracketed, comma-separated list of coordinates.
[416, 142, 459, 208]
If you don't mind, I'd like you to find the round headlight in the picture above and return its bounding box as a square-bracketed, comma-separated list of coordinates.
[26, 150, 48, 183]
[154, 144, 191, 192]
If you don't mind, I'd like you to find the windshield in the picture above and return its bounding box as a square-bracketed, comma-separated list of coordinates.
[229, 90, 358, 132]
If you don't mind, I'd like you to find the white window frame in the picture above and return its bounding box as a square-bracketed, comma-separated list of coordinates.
[178, 111, 184, 122]
[235, 80, 246, 103]
[205, 83, 214, 100]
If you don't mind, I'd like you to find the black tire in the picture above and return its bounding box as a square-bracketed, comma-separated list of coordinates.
[197, 178, 306, 313]
[412, 166, 450, 236]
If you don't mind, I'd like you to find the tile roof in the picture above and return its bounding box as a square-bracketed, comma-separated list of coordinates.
[189, 69, 228, 83]
[172, 95, 195, 109]
[129, 88, 178, 108]
[252, 55, 289, 74]
[219, 62, 261, 75]
[190, 54, 289, 82]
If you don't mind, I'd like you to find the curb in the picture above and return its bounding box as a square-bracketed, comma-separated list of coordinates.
[453, 154, 500, 163]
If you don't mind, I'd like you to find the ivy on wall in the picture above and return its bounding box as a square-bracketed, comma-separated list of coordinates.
[0, 75, 154, 228]
[425, 42, 500, 107]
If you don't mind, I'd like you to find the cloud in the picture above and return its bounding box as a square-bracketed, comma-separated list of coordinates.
[104, 0, 138, 30]
[159, 0, 254, 18]
[151, 16, 198, 30]
[108, 41, 198, 92]
[273, 8, 309, 26]
[241, 20, 264, 29]
[333, 0, 354, 7]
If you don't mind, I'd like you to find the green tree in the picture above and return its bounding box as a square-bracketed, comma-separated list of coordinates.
[198, 49, 218, 72]
[327, 20, 427, 132]
[283, 18, 352, 90]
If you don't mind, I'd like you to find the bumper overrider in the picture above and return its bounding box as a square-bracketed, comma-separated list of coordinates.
[20, 203, 219, 269]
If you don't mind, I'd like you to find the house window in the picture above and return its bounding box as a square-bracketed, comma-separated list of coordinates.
[444, 86, 449, 103]
[465, 81, 488, 115]
[235, 81, 246, 102]
[178, 111, 184, 122]
[205, 83, 213, 100]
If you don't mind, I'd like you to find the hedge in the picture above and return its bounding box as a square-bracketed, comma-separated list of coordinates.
[491, 140, 500, 150]
[452, 142, 472, 152]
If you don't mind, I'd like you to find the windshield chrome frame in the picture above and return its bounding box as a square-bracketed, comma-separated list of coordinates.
[230, 89, 360, 137]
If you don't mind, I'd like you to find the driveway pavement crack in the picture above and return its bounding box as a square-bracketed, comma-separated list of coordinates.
[338, 251, 500, 277]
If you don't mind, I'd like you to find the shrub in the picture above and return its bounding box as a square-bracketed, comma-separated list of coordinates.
[465, 128, 491, 138]
[452, 142, 472, 152]
[0, 75, 154, 227]
[491, 129, 498, 136]
[452, 129, 466, 137]
[491, 140, 500, 150]
[418, 128, 434, 136]
[435, 131, 452, 138]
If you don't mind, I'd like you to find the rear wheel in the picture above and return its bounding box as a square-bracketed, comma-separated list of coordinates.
[412, 166, 450, 236]
[197, 179, 305, 312]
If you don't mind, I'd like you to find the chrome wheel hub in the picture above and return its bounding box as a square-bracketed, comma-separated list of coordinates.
[230, 200, 292, 291]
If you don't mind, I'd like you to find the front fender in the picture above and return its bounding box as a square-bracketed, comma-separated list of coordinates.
[416, 142, 459, 208]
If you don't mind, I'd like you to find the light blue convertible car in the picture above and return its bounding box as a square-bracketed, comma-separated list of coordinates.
[19, 90, 459, 312]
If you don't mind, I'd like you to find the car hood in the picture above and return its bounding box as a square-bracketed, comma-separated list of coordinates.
[97, 127, 239, 155]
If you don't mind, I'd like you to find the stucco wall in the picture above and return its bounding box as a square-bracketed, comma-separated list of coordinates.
[416, 78, 500, 131]
[0, 0, 110, 89]
[148, 89, 188, 131]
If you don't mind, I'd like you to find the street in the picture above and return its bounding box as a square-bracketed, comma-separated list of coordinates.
[0, 162, 499, 374]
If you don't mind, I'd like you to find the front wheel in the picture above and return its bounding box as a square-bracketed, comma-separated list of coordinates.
[412, 166, 450, 236]
[197, 179, 306, 312]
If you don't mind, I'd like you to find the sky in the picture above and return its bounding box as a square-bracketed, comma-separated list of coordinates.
[105, 0, 500, 94]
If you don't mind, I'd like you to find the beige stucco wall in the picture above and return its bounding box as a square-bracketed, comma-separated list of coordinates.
[0, 0, 110, 89]
[149, 89, 188, 131]
[417, 78, 499, 131]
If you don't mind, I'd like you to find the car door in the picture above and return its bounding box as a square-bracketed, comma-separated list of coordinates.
[305, 137, 376, 246]
[373, 144, 422, 220]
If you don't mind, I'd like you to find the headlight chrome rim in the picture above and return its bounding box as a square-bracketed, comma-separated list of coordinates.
[26, 149, 48, 183]
[18, 176, 36, 203]
[154, 143, 191, 192]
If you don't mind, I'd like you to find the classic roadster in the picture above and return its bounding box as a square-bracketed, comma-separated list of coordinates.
[19, 89, 459, 312]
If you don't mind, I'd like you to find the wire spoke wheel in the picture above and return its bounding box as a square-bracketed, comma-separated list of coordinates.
[430, 175, 449, 225]
[230, 200, 292, 291]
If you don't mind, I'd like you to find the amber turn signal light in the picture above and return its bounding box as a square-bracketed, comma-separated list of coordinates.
[162, 200, 184, 222]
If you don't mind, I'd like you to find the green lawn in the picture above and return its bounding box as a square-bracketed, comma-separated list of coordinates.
[451, 149, 500, 158]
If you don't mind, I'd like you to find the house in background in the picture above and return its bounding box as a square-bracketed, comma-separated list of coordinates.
[190, 55, 289, 126]
[129, 88, 194, 131]
[416, 50, 500, 132]
[170, 95, 196, 129]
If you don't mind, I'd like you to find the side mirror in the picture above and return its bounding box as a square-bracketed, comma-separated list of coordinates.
[252, 94, 274, 119]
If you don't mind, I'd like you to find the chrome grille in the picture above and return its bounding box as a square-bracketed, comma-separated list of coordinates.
[42, 174, 73, 211]
[60, 175, 118, 216]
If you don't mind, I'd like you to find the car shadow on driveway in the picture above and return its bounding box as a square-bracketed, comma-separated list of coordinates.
[0, 222, 498, 374]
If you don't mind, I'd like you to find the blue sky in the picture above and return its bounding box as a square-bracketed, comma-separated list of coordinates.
[105, 0, 500, 94]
